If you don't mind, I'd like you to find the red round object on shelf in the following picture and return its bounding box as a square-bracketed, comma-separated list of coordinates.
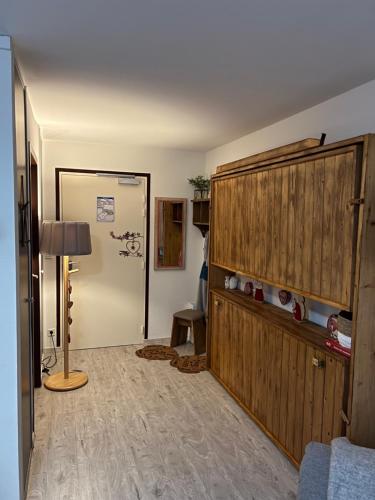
[279, 290, 292, 305]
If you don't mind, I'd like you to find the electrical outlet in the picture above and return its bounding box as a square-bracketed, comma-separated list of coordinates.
[47, 328, 56, 349]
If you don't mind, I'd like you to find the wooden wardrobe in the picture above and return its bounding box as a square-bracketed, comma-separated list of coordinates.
[208, 135, 375, 466]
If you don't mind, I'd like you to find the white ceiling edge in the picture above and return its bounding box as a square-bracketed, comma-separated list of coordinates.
[38, 77, 375, 155]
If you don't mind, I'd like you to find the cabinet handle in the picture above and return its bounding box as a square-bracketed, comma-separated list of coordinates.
[312, 357, 325, 368]
[348, 197, 364, 207]
[214, 299, 222, 307]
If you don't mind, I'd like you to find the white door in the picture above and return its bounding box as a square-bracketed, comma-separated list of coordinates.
[60, 172, 146, 349]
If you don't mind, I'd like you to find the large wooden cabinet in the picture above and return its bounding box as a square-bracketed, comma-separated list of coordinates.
[208, 135, 375, 463]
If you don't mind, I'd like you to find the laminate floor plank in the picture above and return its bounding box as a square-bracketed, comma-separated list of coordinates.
[27, 343, 297, 500]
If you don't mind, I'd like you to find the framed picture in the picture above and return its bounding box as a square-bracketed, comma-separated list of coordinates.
[97, 196, 115, 222]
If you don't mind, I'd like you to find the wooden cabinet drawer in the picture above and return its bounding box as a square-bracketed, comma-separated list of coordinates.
[209, 292, 348, 464]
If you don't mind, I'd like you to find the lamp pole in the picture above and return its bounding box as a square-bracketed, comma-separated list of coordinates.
[63, 255, 70, 379]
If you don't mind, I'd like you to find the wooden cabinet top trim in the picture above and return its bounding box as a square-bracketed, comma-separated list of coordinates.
[211, 288, 349, 364]
[212, 145, 358, 182]
[213, 134, 370, 179]
[216, 137, 321, 173]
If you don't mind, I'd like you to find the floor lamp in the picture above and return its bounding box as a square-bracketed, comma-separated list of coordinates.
[40, 221, 92, 391]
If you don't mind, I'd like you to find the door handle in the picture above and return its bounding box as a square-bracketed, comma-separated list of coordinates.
[32, 274, 39, 279]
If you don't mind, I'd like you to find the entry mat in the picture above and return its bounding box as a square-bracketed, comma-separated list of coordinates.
[135, 344, 207, 374]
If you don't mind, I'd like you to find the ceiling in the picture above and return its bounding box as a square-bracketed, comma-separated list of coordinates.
[1, 0, 375, 151]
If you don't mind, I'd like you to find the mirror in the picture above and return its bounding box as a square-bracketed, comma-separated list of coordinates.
[154, 197, 187, 270]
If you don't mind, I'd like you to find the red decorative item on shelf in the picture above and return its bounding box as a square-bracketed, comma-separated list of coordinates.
[325, 339, 351, 359]
[254, 282, 264, 302]
[327, 314, 339, 338]
[292, 296, 306, 322]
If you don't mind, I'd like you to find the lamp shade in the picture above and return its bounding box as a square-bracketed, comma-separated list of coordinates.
[40, 221, 92, 256]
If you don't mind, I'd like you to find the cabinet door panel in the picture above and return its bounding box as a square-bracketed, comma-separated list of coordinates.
[278, 333, 291, 447]
[209, 295, 348, 464]
[265, 325, 284, 435]
[242, 308, 253, 409]
[271, 328, 284, 440]
[210, 293, 227, 377]
[211, 149, 358, 308]
[302, 345, 316, 452]
[322, 355, 338, 444]
[301, 349, 347, 455]
[293, 340, 307, 462]
[231, 305, 245, 401]
[285, 336, 299, 454]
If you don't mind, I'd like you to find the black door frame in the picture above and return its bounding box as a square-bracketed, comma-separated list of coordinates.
[28, 146, 41, 388]
[16, 71, 33, 495]
[55, 167, 151, 346]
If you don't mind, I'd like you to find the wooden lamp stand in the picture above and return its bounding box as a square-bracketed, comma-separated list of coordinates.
[40, 222, 92, 392]
[44, 256, 88, 391]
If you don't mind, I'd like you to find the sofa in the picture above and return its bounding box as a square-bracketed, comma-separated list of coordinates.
[298, 437, 375, 499]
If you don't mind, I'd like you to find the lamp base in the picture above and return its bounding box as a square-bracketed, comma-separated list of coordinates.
[44, 371, 88, 392]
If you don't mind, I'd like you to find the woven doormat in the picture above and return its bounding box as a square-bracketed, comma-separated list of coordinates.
[135, 344, 179, 360]
[135, 345, 207, 374]
[171, 355, 207, 374]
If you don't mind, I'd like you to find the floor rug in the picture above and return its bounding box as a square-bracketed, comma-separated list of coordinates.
[135, 344, 179, 360]
[170, 354, 207, 374]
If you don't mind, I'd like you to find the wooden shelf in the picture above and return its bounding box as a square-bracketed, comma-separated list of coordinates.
[210, 262, 349, 311]
[211, 287, 348, 363]
[171, 202, 183, 224]
[192, 199, 210, 235]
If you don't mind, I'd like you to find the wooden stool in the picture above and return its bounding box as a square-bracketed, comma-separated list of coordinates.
[170, 309, 206, 355]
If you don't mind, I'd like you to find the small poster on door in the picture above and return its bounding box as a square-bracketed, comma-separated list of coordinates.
[97, 196, 115, 222]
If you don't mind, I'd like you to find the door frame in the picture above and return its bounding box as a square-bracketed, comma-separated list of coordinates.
[55, 167, 151, 346]
[28, 145, 42, 387]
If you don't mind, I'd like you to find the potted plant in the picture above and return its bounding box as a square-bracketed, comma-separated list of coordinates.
[188, 175, 210, 200]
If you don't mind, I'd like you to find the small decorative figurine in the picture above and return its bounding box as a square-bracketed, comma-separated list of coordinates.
[278, 289, 292, 306]
[224, 276, 231, 289]
[337, 310, 352, 349]
[292, 295, 306, 322]
[244, 281, 254, 296]
[229, 276, 238, 290]
[254, 281, 264, 302]
[327, 314, 338, 339]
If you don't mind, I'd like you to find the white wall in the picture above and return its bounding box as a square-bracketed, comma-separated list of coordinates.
[206, 79, 375, 172]
[26, 97, 42, 163]
[41, 140, 205, 345]
[0, 35, 22, 500]
[205, 78, 375, 326]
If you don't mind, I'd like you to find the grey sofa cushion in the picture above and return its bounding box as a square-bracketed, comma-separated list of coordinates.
[328, 437, 375, 500]
[298, 442, 331, 500]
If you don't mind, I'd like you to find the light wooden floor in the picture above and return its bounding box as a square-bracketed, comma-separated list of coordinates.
[27, 343, 298, 500]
